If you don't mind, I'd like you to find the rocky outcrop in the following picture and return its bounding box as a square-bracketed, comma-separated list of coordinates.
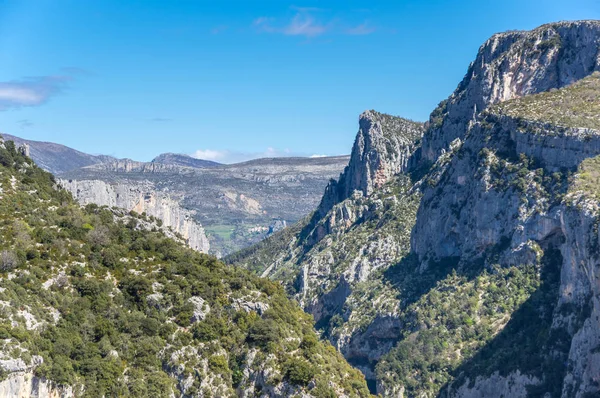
[316, 111, 424, 220]
[444, 371, 540, 398]
[303, 111, 423, 246]
[413, 75, 600, 264]
[0, 356, 73, 398]
[421, 20, 600, 162]
[60, 179, 210, 253]
[0, 372, 73, 398]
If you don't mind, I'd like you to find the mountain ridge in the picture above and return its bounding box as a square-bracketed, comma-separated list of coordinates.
[228, 20, 600, 397]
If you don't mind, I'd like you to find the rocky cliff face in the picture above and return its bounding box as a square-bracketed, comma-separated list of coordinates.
[0, 372, 73, 398]
[229, 112, 424, 388]
[303, 111, 423, 247]
[316, 110, 424, 221]
[421, 20, 600, 162]
[230, 21, 600, 397]
[411, 74, 600, 398]
[60, 179, 210, 253]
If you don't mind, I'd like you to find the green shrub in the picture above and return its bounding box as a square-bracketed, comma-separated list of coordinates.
[284, 357, 315, 386]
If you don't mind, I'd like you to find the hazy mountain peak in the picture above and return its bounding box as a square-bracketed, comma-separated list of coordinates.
[151, 152, 221, 168]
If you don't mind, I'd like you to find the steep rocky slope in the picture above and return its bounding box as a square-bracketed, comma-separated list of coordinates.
[59, 179, 211, 253]
[61, 156, 348, 256]
[229, 21, 600, 397]
[421, 20, 600, 162]
[0, 137, 370, 397]
[228, 110, 425, 389]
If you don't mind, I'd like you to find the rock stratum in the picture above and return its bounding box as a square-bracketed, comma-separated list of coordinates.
[229, 20, 600, 397]
[0, 138, 370, 397]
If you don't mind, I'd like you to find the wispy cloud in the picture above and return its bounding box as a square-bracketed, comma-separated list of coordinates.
[191, 147, 320, 164]
[0, 71, 82, 111]
[253, 7, 377, 38]
[192, 149, 228, 162]
[149, 117, 173, 123]
[17, 119, 33, 129]
[283, 14, 327, 37]
[254, 12, 327, 37]
[346, 23, 376, 35]
[210, 25, 229, 34]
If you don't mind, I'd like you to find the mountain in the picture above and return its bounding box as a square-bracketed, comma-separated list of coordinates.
[0, 137, 370, 397]
[151, 152, 221, 168]
[60, 156, 349, 256]
[0, 133, 114, 175]
[228, 20, 600, 397]
[3, 133, 348, 256]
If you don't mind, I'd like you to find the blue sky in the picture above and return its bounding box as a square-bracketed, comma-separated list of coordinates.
[0, 0, 599, 163]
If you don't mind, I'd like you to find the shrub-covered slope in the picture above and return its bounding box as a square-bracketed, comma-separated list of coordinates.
[0, 138, 370, 397]
[229, 21, 600, 397]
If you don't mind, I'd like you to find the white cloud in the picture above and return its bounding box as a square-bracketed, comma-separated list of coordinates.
[310, 154, 327, 158]
[253, 7, 377, 38]
[282, 14, 327, 37]
[191, 147, 318, 164]
[192, 149, 229, 162]
[0, 75, 72, 110]
[253, 10, 327, 38]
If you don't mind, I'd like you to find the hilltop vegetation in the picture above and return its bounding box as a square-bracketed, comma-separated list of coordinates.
[491, 72, 600, 130]
[0, 138, 370, 397]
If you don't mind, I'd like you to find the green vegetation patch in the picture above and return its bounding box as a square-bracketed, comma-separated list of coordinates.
[568, 154, 600, 201]
[490, 72, 600, 130]
[0, 137, 371, 397]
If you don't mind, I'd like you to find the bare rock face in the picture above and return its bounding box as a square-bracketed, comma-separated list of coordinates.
[0, 356, 73, 398]
[305, 111, 424, 246]
[317, 111, 424, 220]
[0, 372, 73, 398]
[60, 179, 210, 253]
[421, 20, 600, 162]
[443, 371, 541, 398]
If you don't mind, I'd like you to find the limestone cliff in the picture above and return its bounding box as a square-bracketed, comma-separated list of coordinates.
[406, 73, 600, 398]
[0, 372, 73, 398]
[304, 111, 423, 246]
[59, 155, 348, 256]
[421, 20, 600, 163]
[230, 21, 600, 397]
[316, 110, 423, 221]
[60, 179, 210, 253]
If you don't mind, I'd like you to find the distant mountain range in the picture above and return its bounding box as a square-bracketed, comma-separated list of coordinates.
[1, 133, 116, 174]
[0, 132, 348, 256]
[151, 152, 221, 168]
